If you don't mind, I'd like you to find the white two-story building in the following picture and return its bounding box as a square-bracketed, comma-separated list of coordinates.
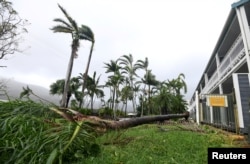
[189, 0, 250, 134]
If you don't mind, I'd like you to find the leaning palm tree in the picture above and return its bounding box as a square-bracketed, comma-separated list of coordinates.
[78, 25, 95, 108]
[51, 4, 92, 108]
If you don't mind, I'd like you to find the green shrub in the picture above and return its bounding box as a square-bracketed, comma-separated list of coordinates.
[98, 107, 113, 117]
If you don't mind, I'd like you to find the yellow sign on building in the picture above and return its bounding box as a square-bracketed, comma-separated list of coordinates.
[207, 95, 228, 107]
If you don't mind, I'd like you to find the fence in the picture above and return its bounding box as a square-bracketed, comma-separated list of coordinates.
[200, 94, 239, 133]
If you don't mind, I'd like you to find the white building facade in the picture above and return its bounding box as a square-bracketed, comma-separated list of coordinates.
[189, 0, 250, 134]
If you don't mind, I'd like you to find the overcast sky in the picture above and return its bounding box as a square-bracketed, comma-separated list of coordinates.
[1, 0, 238, 101]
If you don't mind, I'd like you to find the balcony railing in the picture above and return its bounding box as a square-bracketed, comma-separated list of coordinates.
[202, 72, 218, 94]
[219, 34, 244, 77]
[201, 33, 246, 94]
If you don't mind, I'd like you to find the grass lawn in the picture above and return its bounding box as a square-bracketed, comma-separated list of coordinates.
[81, 123, 247, 164]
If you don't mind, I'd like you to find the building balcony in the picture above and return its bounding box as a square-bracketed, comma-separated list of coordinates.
[201, 33, 246, 94]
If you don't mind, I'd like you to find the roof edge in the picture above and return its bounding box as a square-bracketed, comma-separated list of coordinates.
[232, 0, 250, 8]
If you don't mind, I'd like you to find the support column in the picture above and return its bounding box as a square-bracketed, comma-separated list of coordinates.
[215, 53, 221, 78]
[210, 106, 213, 124]
[199, 84, 203, 92]
[204, 73, 208, 85]
[235, 5, 250, 137]
[195, 91, 200, 125]
[219, 84, 227, 125]
[236, 6, 250, 73]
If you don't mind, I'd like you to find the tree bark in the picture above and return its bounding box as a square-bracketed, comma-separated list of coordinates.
[79, 42, 94, 108]
[51, 107, 189, 131]
[61, 48, 75, 107]
[105, 113, 189, 129]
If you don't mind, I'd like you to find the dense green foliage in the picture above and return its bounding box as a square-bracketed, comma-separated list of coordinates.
[0, 100, 99, 163]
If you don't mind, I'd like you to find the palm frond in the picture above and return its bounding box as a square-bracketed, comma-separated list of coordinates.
[79, 24, 94, 42]
[53, 18, 72, 28]
[135, 57, 149, 69]
[96, 74, 102, 85]
[57, 4, 78, 31]
[20, 86, 31, 99]
[49, 79, 65, 95]
[104, 60, 121, 73]
[51, 25, 73, 33]
[120, 54, 133, 64]
[119, 60, 129, 66]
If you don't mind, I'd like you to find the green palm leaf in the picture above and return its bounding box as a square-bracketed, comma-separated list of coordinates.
[79, 24, 94, 42]
[53, 18, 72, 28]
[51, 25, 73, 33]
[57, 4, 78, 32]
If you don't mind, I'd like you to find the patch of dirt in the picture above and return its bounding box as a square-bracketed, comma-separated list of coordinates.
[229, 135, 250, 148]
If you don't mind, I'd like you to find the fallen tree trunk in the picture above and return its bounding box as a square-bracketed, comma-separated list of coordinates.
[106, 113, 189, 130]
[50, 107, 189, 130]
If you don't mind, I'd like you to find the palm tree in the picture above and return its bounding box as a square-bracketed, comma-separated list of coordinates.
[118, 54, 141, 113]
[104, 60, 121, 105]
[171, 94, 188, 113]
[135, 57, 149, 76]
[51, 4, 92, 108]
[49, 79, 64, 96]
[85, 71, 104, 112]
[104, 80, 113, 109]
[104, 60, 123, 118]
[176, 73, 187, 95]
[135, 57, 149, 116]
[167, 73, 187, 96]
[154, 81, 172, 114]
[78, 25, 95, 108]
[106, 72, 124, 118]
[133, 83, 141, 112]
[104, 60, 121, 75]
[141, 70, 159, 115]
[161, 74, 188, 114]
[120, 78, 133, 116]
[49, 77, 82, 108]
